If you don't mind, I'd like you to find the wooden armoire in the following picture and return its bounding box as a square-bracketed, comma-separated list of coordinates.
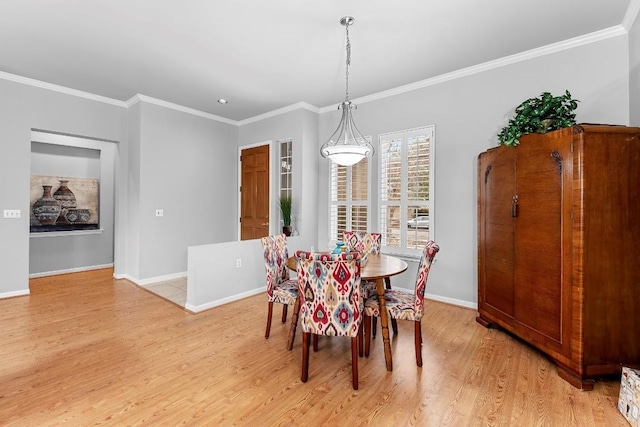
[477, 124, 640, 389]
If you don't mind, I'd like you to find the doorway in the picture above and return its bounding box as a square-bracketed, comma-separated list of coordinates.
[240, 144, 270, 240]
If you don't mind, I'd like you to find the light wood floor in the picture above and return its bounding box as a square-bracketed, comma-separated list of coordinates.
[0, 268, 628, 426]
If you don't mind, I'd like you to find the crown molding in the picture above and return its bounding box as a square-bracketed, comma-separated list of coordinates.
[238, 102, 320, 126]
[319, 25, 627, 113]
[125, 94, 239, 126]
[0, 67, 317, 126]
[1, 22, 630, 124]
[622, 0, 640, 31]
[0, 70, 127, 108]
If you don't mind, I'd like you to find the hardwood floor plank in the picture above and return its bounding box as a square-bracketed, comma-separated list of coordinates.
[0, 269, 629, 426]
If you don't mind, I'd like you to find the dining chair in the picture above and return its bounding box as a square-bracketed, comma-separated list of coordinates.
[343, 231, 397, 338]
[295, 250, 364, 390]
[261, 234, 298, 340]
[363, 240, 439, 367]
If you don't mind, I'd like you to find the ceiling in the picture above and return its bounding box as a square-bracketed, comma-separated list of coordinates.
[0, 1, 635, 122]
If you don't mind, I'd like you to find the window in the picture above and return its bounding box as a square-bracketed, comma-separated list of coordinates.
[329, 156, 370, 242]
[279, 140, 292, 199]
[379, 126, 433, 255]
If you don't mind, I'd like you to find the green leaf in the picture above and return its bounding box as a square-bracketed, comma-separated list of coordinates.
[497, 90, 580, 146]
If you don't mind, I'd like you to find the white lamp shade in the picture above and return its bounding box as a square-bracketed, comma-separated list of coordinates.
[322, 144, 369, 166]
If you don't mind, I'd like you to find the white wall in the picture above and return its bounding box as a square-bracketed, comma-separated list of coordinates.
[186, 235, 304, 312]
[318, 34, 630, 306]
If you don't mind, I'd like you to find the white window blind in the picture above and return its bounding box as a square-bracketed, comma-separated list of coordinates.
[379, 126, 433, 255]
[329, 156, 369, 242]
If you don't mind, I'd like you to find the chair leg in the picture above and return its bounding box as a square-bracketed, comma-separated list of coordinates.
[364, 315, 372, 357]
[385, 277, 399, 337]
[358, 321, 363, 357]
[301, 332, 310, 382]
[414, 321, 423, 367]
[313, 334, 319, 352]
[391, 319, 399, 337]
[265, 301, 274, 338]
[372, 316, 377, 338]
[351, 336, 359, 390]
[281, 304, 288, 323]
[287, 296, 300, 351]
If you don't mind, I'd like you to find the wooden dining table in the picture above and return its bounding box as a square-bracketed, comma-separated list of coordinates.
[286, 253, 408, 371]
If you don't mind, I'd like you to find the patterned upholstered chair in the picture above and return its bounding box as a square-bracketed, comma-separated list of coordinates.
[295, 250, 364, 390]
[363, 240, 439, 367]
[343, 231, 381, 256]
[343, 231, 397, 338]
[261, 234, 298, 341]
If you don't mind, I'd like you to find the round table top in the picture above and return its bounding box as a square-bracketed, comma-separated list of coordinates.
[286, 253, 408, 281]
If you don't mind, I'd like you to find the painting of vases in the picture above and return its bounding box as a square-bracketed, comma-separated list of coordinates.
[30, 175, 99, 232]
[32, 185, 61, 225]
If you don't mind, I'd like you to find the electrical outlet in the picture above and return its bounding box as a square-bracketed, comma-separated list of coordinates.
[3, 209, 21, 219]
[236, 258, 242, 268]
[155, 209, 164, 217]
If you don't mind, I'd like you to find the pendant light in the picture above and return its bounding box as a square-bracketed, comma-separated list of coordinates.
[320, 16, 374, 166]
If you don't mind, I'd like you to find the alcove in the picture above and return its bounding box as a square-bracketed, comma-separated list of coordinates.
[29, 131, 116, 276]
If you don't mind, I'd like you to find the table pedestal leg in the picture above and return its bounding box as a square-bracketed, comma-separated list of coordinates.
[376, 278, 393, 371]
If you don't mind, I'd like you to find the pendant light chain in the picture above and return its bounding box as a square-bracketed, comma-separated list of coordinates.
[345, 22, 351, 103]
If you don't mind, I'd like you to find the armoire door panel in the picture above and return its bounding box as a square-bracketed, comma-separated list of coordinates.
[513, 138, 567, 343]
[484, 261, 515, 317]
[478, 148, 516, 319]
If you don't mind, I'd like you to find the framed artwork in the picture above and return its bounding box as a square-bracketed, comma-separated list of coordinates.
[30, 175, 99, 232]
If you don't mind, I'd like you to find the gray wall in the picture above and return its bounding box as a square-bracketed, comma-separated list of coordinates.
[317, 34, 630, 305]
[630, 11, 640, 127]
[131, 101, 238, 280]
[124, 103, 142, 279]
[238, 108, 319, 253]
[0, 79, 124, 296]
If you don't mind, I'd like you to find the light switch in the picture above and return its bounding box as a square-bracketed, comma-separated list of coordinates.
[155, 209, 164, 217]
[3, 209, 21, 219]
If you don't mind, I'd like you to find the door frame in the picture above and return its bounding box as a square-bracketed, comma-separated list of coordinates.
[238, 140, 274, 240]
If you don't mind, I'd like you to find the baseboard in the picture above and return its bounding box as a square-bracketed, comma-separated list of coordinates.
[185, 287, 264, 313]
[0, 289, 30, 299]
[123, 271, 188, 286]
[29, 263, 114, 279]
[392, 286, 477, 310]
[425, 292, 477, 310]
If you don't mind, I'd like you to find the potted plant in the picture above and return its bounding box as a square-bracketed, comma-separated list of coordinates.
[279, 195, 293, 236]
[497, 90, 579, 146]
